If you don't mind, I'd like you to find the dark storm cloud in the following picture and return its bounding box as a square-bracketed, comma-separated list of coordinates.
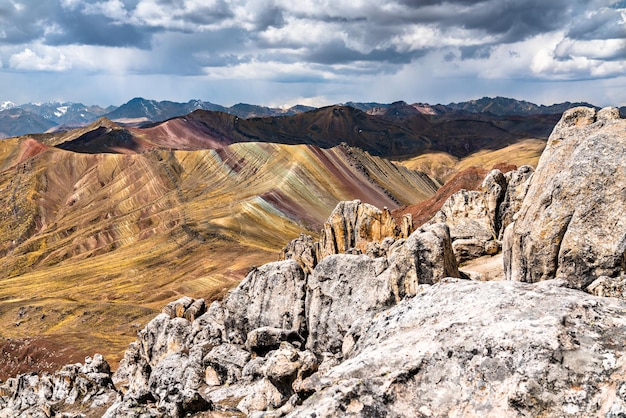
[0, 1, 58, 44]
[0, 0, 617, 53]
[172, 3, 234, 27]
[251, 6, 286, 30]
[566, 7, 626, 41]
[1, 0, 625, 82]
[306, 40, 424, 65]
[459, 45, 493, 60]
[0, 0, 152, 48]
[47, 14, 153, 48]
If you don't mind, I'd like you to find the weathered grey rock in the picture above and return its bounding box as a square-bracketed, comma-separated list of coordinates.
[203, 343, 251, 385]
[264, 342, 317, 392]
[111, 341, 152, 401]
[184, 298, 206, 322]
[238, 342, 318, 415]
[162, 295, 194, 318]
[505, 107, 626, 289]
[429, 189, 497, 242]
[138, 314, 194, 367]
[498, 165, 534, 237]
[246, 326, 305, 354]
[289, 279, 626, 417]
[400, 213, 413, 238]
[427, 185, 502, 264]
[222, 260, 307, 345]
[480, 169, 508, 233]
[587, 275, 626, 298]
[384, 223, 459, 299]
[318, 200, 400, 259]
[0, 355, 116, 418]
[426, 166, 537, 263]
[305, 254, 393, 355]
[191, 300, 225, 346]
[112, 312, 195, 402]
[237, 378, 286, 415]
[146, 350, 211, 417]
[452, 237, 486, 263]
[280, 233, 318, 275]
[306, 222, 458, 356]
[111, 297, 216, 416]
[282, 201, 408, 273]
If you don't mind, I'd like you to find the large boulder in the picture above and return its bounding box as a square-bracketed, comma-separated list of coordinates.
[498, 165, 534, 237]
[384, 222, 459, 299]
[290, 279, 626, 417]
[110, 297, 213, 416]
[222, 260, 307, 344]
[423, 165, 535, 264]
[306, 223, 458, 355]
[0, 354, 116, 418]
[305, 254, 393, 355]
[318, 200, 400, 259]
[504, 107, 626, 289]
[280, 233, 318, 274]
[428, 170, 506, 243]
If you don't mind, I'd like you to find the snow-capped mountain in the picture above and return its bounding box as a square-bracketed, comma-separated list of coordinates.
[1, 101, 16, 111]
[20, 102, 114, 126]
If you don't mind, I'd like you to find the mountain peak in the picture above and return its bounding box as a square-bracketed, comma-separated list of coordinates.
[1, 101, 16, 110]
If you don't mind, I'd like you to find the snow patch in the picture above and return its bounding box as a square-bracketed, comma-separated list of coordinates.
[54, 106, 69, 117]
[1, 101, 16, 110]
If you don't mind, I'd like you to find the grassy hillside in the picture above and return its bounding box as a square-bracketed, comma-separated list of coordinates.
[398, 138, 545, 183]
[0, 138, 437, 378]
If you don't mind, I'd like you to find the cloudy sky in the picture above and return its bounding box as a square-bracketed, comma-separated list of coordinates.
[0, 0, 624, 107]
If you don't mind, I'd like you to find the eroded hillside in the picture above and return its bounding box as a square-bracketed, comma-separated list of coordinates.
[0, 136, 436, 378]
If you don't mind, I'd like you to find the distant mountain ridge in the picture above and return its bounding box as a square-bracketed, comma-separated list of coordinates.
[20, 102, 114, 125]
[443, 96, 598, 116]
[47, 104, 559, 159]
[0, 96, 622, 139]
[0, 108, 58, 138]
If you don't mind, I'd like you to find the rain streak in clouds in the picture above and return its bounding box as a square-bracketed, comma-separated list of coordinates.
[0, 0, 624, 106]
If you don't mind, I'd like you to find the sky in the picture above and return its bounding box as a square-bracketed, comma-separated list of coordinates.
[0, 0, 624, 108]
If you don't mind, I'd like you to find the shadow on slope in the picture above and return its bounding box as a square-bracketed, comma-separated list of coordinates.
[49, 106, 556, 159]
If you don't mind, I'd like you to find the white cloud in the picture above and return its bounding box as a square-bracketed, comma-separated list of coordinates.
[12, 1, 25, 12]
[59, 0, 83, 9]
[82, 0, 129, 21]
[9, 48, 70, 71]
[131, 0, 234, 31]
[8, 44, 149, 73]
[531, 48, 626, 80]
[202, 59, 338, 81]
[258, 17, 341, 48]
[555, 38, 626, 60]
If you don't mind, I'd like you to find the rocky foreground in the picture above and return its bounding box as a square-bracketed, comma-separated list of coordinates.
[1, 106, 626, 417]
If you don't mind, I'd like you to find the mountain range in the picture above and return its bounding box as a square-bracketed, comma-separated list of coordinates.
[0, 95, 566, 379]
[2, 96, 621, 139]
[2, 105, 625, 417]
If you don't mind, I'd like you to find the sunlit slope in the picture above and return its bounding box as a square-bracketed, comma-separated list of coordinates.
[398, 138, 545, 183]
[0, 138, 436, 372]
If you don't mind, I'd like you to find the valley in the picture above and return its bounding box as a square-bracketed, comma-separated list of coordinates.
[0, 98, 552, 380]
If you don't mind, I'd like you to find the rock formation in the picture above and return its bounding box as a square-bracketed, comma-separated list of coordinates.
[5, 269, 626, 417]
[281, 199, 413, 272]
[0, 354, 117, 417]
[426, 165, 534, 263]
[291, 279, 626, 417]
[2, 106, 626, 417]
[504, 107, 626, 288]
[0, 201, 458, 417]
[318, 200, 402, 259]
